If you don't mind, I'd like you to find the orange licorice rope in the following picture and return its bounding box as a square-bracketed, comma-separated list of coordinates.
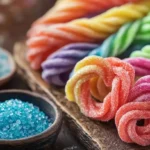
[28, 0, 138, 36]
[65, 56, 135, 121]
[27, 0, 150, 70]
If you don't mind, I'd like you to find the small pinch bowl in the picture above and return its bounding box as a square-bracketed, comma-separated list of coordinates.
[0, 90, 62, 150]
[0, 47, 16, 86]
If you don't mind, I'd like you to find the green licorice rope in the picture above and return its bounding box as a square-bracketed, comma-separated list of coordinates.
[89, 13, 150, 57]
[130, 45, 150, 58]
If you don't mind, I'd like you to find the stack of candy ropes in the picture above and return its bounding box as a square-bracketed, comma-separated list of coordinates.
[27, 0, 150, 146]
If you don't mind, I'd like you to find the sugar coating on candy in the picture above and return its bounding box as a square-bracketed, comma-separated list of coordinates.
[0, 99, 52, 140]
[115, 75, 150, 146]
[28, 0, 138, 37]
[65, 56, 135, 121]
[89, 14, 150, 58]
[0, 49, 11, 78]
[89, 77, 111, 101]
[26, 0, 150, 70]
[128, 75, 150, 102]
[42, 43, 98, 86]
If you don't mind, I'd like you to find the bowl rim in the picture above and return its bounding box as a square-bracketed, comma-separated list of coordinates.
[0, 89, 62, 144]
[0, 47, 16, 81]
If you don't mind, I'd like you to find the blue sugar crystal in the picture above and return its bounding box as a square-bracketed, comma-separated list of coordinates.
[0, 50, 11, 78]
[0, 99, 53, 140]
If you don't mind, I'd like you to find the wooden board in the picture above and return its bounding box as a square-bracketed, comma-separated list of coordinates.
[14, 42, 150, 150]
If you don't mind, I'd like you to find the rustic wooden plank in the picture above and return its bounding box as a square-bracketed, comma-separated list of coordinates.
[13, 42, 150, 150]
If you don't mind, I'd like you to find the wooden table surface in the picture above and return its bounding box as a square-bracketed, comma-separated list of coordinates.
[0, 1, 85, 149]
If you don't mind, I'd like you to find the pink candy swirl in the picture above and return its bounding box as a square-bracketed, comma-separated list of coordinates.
[115, 76, 150, 146]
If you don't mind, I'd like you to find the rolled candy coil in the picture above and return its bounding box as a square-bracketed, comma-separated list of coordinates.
[28, 0, 138, 37]
[65, 56, 135, 121]
[42, 43, 99, 86]
[115, 75, 150, 146]
[27, 0, 150, 70]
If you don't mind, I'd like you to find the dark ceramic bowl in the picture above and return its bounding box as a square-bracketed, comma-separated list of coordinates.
[0, 90, 62, 150]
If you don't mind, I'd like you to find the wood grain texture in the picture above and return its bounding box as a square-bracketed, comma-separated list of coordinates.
[14, 42, 150, 150]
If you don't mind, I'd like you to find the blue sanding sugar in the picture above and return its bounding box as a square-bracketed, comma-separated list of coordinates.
[0, 99, 53, 140]
[0, 49, 11, 78]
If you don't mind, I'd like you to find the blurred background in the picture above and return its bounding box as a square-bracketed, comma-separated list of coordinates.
[0, 0, 55, 50]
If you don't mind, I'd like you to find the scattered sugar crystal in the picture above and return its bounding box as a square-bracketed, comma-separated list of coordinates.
[0, 99, 53, 139]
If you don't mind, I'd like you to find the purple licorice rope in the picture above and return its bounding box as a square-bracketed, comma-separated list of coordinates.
[124, 57, 150, 76]
[42, 43, 99, 86]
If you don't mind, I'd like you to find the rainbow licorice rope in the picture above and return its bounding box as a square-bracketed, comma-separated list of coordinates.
[89, 13, 150, 57]
[42, 14, 150, 86]
[28, 0, 138, 36]
[42, 43, 99, 86]
[116, 76, 150, 146]
[65, 56, 135, 121]
[27, 0, 150, 70]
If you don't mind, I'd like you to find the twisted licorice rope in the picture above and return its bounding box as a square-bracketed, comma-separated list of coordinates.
[89, 13, 150, 57]
[115, 75, 150, 146]
[28, 0, 138, 37]
[42, 43, 99, 86]
[65, 56, 135, 121]
[27, 0, 150, 70]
